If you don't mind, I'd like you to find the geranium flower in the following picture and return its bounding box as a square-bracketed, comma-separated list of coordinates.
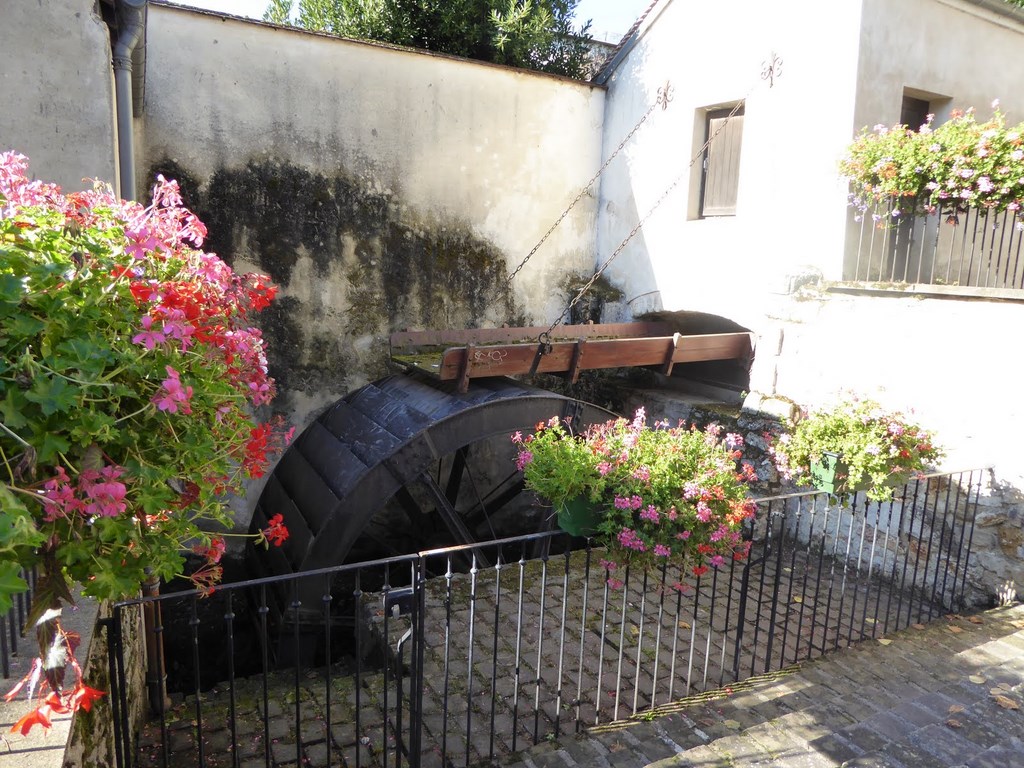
[263, 513, 289, 547]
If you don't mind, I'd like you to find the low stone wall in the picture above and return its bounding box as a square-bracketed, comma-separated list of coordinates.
[64, 602, 147, 768]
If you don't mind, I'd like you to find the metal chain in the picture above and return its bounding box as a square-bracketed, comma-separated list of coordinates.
[544, 96, 754, 338]
[505, 81, 674, 286]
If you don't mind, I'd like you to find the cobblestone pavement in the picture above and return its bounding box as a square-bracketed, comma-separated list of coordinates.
[503, 603, 1024, 768]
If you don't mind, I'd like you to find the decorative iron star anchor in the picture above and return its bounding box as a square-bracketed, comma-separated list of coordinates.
[657, 80, 674, 110]
[761, 52, 783, 87]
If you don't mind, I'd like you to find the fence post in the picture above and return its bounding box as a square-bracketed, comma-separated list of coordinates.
[102, 611, 131, 768]
[407, 556, 427, 768]
[141, 572, 167, 716]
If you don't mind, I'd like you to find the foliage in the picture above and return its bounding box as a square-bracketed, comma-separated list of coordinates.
[839, 103, 1024, 224]
[263, 0, 593, 78]
[512, 409, 757, 586]
[771, 397, 942, 502]
[0, 151, 291, 732]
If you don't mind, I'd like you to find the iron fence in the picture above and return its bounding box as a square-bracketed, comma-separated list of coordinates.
[848, 202, 1024, 290]
[1, 568, 36, 680]
[102, 468, 983, 768]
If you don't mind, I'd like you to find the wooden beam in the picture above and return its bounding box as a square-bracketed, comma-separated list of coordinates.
[456, 342, 474, 393]
[433, 332, 753, 382]
[390, 321, 674, 351]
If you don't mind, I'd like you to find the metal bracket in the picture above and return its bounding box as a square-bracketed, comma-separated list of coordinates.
[384, 587, 416, 619]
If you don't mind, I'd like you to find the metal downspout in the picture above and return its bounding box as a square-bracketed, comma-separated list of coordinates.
[112, 0, 147, 201]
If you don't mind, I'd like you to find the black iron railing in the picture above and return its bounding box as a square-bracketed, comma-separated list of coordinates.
[102, 468, 984, 768]
[848, 203, 1024, 290]
[1, 568, 36, 680]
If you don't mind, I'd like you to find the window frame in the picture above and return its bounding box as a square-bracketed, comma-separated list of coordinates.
[698, 104, 745, 218]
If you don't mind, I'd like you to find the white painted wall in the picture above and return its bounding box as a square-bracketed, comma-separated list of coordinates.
[142, 4, 606, 326]
[595, 0, 865, 326]
[597, 0, 1024, 600]
[855, 0, 1024, 130]
[0, 0, 117, 191]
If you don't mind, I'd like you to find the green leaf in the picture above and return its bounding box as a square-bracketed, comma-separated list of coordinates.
[0, 273, 24, 305]
[24, 374, 79, 416]
[4, 313, 45, 338]
[0, 562, 29, 615]
[0, 387, 29, 429]
[37, 431, 71, 463]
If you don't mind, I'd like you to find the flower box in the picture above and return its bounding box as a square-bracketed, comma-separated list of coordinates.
[810, 451, 868, 496]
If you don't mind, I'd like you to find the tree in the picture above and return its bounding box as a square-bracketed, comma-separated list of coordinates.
[263, 0, 594, 79]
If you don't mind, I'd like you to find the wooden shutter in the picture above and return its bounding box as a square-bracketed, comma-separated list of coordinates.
[700, 107, 744, 217]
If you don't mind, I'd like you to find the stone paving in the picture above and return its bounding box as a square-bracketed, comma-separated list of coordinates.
[504, 603, 1024, 768]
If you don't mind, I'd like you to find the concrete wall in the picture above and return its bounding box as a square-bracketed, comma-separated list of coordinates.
[594, 0, 864, 326]
[0, 0, 117, 191]
[854, 0, 1024, 130]
[745, 288, 1024, 601]
[141, 4, 606, 432]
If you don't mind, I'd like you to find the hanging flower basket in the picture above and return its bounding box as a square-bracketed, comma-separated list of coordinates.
[772, 397, 941, 503]
[511, 409, 758, 582]
[556, 495, 602, 537]
[810, 451, 912, 499]
[810, 451, 867, 496]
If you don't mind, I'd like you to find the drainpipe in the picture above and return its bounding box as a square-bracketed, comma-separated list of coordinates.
[112, 0, 147, 201]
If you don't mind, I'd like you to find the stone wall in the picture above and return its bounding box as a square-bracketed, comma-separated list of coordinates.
[0, 0, 117, 191]
[141, 5, 606, 439]
[64, 603, 147, 768]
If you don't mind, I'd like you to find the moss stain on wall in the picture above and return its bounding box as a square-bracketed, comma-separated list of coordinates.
[146, 158, 522, 416]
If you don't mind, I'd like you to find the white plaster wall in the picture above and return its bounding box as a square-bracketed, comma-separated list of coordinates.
[855, 0, 1024, 130]
[760, 292, 1022, 485]
[752, 289, 1024, 599]
[142, 4, 605, 325]
[0, 0, 117, 191]
[595, 0, 864, 326]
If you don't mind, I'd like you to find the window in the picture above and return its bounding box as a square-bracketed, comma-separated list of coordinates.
[699, 105, 744, 217]
[901, 94, 930, 132]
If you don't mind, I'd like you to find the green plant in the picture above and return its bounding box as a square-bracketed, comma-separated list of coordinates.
[511, 409, 756, 587]
[770, 397, 942, 502]
[840, 102, 1024, 224]
[0, 151, 291, 733]
[264, 0, 593, 78]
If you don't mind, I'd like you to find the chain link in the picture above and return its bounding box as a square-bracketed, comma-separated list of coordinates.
[505, 82, 674, 286]
[544, 98, 748, 338]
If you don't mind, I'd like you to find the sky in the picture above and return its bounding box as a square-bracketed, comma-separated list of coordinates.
[168, 0, 651, 42]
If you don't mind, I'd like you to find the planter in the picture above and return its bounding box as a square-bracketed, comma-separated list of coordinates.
[810, 452, 910, 498]
[810, 451, 864, 496]
[556, 496, 602, 537]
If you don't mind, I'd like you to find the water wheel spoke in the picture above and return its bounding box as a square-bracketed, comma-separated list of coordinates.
[443, 447, 469, 504]
[416, 471, 491, 567]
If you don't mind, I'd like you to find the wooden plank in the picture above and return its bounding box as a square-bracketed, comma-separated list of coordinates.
[434, 332, 753, 381]
[566, 338, 587, 384]
[662, 333, 681, 376]
[390, 321, 674, 350]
